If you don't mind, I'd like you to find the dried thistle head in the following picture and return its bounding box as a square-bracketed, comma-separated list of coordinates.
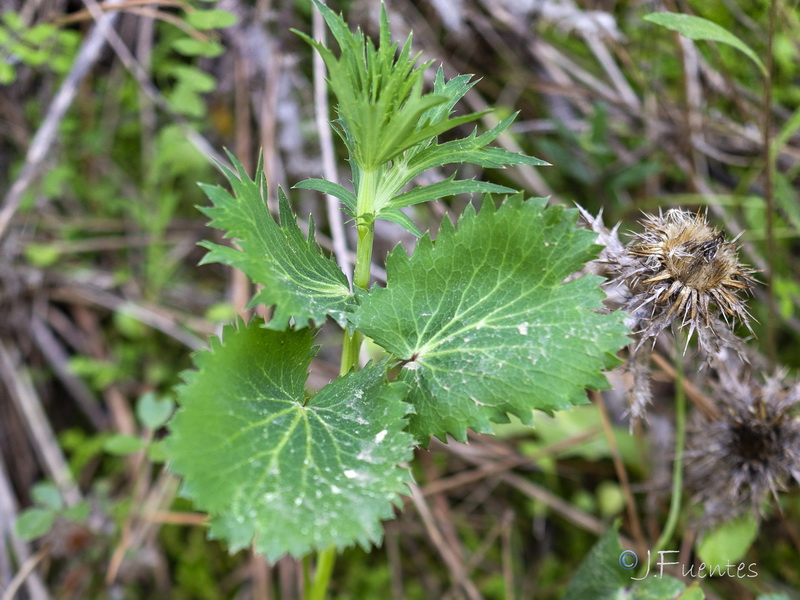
[578, 206, 758, 422]
[685, 369, 800, 528]
[622, 209, 756, 353]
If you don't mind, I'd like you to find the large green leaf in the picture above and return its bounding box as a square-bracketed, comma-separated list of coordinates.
[167, 320, 414, 560]
[198, 151, 352, 329]
[351, 196, 629, 442]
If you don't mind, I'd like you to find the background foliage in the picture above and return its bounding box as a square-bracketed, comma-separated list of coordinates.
[1, 0, 799, 599]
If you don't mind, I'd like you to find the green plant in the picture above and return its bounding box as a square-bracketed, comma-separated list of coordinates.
[165, 1, 628, 596]
[0, 11, 79, 84]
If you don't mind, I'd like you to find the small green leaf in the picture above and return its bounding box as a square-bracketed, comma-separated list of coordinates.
[405, 114, 549, 177]
[168, 83, 206, 118]
[387, 176, 515, 209]
[294, 178, 357, 214]
[379, 208, 423, 237]
[697, 514, 758, 567]
[186, 9, 237, 30]
[104, 434, 146, 456]
[23, 23, 56, 44]
[2, 11, 24, 30]
[0, 62, 15, 85]
[31, 482, 64, 510]
[136, 392, 175, 430]
[15, 508, 56, 541]
[679, 584, 706, 600]
[564, 523, 686, 600]
[24, 243, 59, 267]
[147, 439, 169, 463]
[63, 501, 91, 522]
[205, 302, 236, 322]
[198, 151, 353, 329]
[172, 65, 217, 93]
[113, 310, 146, 339]
[631, 577, 687, 600]
[351, 196, 629, 441]
[562, 525, 628, 599]
[168, 320, 414, 560]
[644, 12, 766, 75]
[172, 38, 224, 58]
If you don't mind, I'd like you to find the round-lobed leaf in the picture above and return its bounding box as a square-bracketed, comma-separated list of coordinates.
[351, 196, 630, 442]
[167, 320, 414, 560]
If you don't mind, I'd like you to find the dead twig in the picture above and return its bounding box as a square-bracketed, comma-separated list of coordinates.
[0, 340, 82, 506]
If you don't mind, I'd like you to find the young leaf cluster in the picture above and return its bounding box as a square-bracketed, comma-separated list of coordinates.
[294, 1, 548, 236]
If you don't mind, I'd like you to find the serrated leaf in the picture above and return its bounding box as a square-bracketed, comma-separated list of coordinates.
[295, 2, 496, 171]
[199, 151, 352, 329]
[351, 196, 629, 441]
[644, 13, 765, 75]
[167, 320, 414, 560]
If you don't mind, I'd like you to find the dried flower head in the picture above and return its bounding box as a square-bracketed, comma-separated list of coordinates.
[578, 206, 757, 421]
[622, 209, 756, 353]
[685, 369, 800, 527]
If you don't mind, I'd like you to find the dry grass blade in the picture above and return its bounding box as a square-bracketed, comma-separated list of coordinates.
[0, 456, 50, 600]
[0, 340, 81, 506]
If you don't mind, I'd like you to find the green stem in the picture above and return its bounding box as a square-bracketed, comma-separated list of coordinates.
[340, 168, 378, 374]
[654, 346, 687, 555]
[307, 546, 336, 600]
[340, 330, 363, 375]
[309, 168, 380, 599]
[353, 168, 378, 291]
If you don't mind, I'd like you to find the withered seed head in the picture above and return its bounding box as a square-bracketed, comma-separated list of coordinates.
[685, 370, 800, 528]
[622, 209, 756, 354]
[577, 206, 759, 422]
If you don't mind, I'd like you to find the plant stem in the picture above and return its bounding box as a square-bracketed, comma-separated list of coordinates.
[307, 546, 337, 600]
[353, 168, 378, 291]
[339, 168, 378, 375]
[312, 168, 380, 599]
[654, 344, 687, 555]
[340, 329, 363, 375]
